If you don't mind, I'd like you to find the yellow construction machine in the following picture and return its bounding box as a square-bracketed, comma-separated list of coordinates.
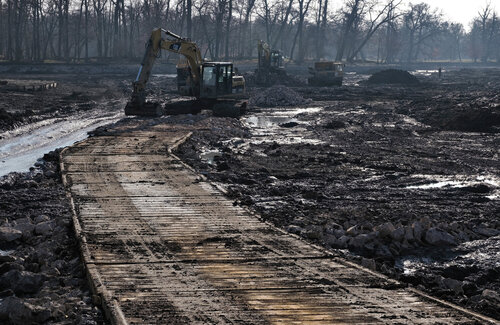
[255, 40, 285, 85]
[308, 61, 345, 86]
[125, 28, 246, 116]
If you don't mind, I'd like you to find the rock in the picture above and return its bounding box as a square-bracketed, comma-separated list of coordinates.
[0, 227, 22, 242]
[14, 223, 35, 239]
[473, 226, 500, 237]
[349, 234, 371, 249]
[424, 227, 457, 246]
[412, 221, 424, 242]
[286, 225, 303, 235]
[442, 278, 464, 295]
[404, 226, 414, 242]
[361, 258, 376, 271]
[0, 255, 15, 263]
[0, 262, 24, 274]
[481, 289, 500, 302]
[34, 214, 50, 224]
[462, 281, 479, 296]
[1, 296, 51, 324]
[346, 225, 360, 236]
[14, 217, 32, 224]
[0, 270, 44, 294]
[375, 245, 393, 259]
[323, 222, 343, 235]
[35, 221, 54, 236]
[374, 222, 395, 238]
[334, 235, 350, 248]
[390, 227, 405, 241]
[44, 170, 56, 178]
[305, 226, 323, 240]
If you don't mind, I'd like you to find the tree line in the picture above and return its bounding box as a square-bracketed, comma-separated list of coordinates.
[0, 0, 498, 63]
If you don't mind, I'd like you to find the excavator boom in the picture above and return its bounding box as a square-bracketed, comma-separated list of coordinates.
[125, 28, 246, 117]
[126, 28, 203, 116]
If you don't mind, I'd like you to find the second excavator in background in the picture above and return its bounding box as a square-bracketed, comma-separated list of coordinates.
[125, 28, 246, 117]
[255, 40, 285, 85]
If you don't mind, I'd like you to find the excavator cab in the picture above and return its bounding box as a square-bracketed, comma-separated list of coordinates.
[200, 63, 233, 99]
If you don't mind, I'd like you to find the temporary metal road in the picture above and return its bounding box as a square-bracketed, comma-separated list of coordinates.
[60, 120, 495, 324]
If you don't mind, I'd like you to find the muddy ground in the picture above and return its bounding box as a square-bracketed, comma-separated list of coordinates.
[0, 64, 499, 323]
[0, 151, 105, 324]
[175, 68, 500, 320]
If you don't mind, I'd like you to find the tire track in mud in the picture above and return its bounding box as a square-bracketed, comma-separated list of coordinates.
[60, 120, 496, 324]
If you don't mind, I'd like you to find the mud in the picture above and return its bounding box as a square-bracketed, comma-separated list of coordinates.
[0, 150, 105, 324]
[176, 68, 500, 320]
[1, 64, 499, 322]
[366, 69, 420, 85]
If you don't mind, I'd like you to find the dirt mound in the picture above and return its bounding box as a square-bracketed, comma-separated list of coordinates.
[249, 85, 312, 107]
[367, 69, 420, 85]
[243, 71, 305, 87]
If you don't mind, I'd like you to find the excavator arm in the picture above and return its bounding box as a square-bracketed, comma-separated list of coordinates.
[127, 28, 203, 114]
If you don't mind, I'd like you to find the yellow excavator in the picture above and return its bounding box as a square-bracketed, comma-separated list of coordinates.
[255, 40, 285, 85]
[125, 28, 246, 116]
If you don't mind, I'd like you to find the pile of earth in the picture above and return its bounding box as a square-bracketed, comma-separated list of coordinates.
[0, 150, 104, 324]
[402, 91, 500, 133]
[366, 69, 420, 85]
[242, 71, 305, 87]
[249, 85, 312, 107]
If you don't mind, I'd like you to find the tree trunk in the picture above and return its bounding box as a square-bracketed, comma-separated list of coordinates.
[186, 0, 191, 39]
[336, 0, 360, 61]
[84, 0, 88, 61]
[224, 0, 232, 59]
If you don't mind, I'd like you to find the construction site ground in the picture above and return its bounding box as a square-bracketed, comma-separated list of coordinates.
[0, 64, 499, 324]
[59, 117, 494, 324]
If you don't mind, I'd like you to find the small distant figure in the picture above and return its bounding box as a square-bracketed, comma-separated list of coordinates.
[438, 67, 442, 79]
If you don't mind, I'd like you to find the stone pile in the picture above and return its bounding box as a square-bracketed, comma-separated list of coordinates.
[287, 216, 500, 261]
[249, 85, 312, 107]
[0, 150, 103, 324]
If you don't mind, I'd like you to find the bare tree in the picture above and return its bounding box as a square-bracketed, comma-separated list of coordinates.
[346, 0, 402, 62]
[403, 3, 441, 62]
[335, 0, 362, 61]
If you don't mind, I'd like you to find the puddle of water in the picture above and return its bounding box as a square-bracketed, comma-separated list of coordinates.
[152, 74, 177, 78]
[412, 69, 443, 77]
[406, 175, 499, 194]
[0, 110, 123, 175]
[0, 249, 14, 256]
[397, 235, 500, 275]
[245, 116, 300, 128]
[343, 72, 370, 86]
[200, 149, 222, 165]
[239, 106, 326, 147]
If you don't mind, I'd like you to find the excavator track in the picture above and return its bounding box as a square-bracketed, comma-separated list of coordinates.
[60, 120, 496, 324]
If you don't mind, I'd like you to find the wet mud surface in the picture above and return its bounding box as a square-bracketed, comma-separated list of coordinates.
[0, 64, 499, 322]
[0, 151, 105, 324]
[175, 68, 500, 320]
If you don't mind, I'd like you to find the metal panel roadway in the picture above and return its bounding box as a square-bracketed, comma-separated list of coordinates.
[60, 121, 494, 324]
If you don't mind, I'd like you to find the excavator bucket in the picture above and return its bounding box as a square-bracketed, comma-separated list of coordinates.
[212, 100, 247, 118]
[124, 101, 164, 117]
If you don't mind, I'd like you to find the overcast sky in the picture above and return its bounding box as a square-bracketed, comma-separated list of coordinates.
[418, 0, 498, 26]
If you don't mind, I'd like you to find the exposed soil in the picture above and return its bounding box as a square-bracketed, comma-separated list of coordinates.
[0, 150, 105, 324]
[175, 68, 500, 320]
[0, 75, 128, 133]
[1, 64, 499, 323]
[366, 69, 420, 85]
